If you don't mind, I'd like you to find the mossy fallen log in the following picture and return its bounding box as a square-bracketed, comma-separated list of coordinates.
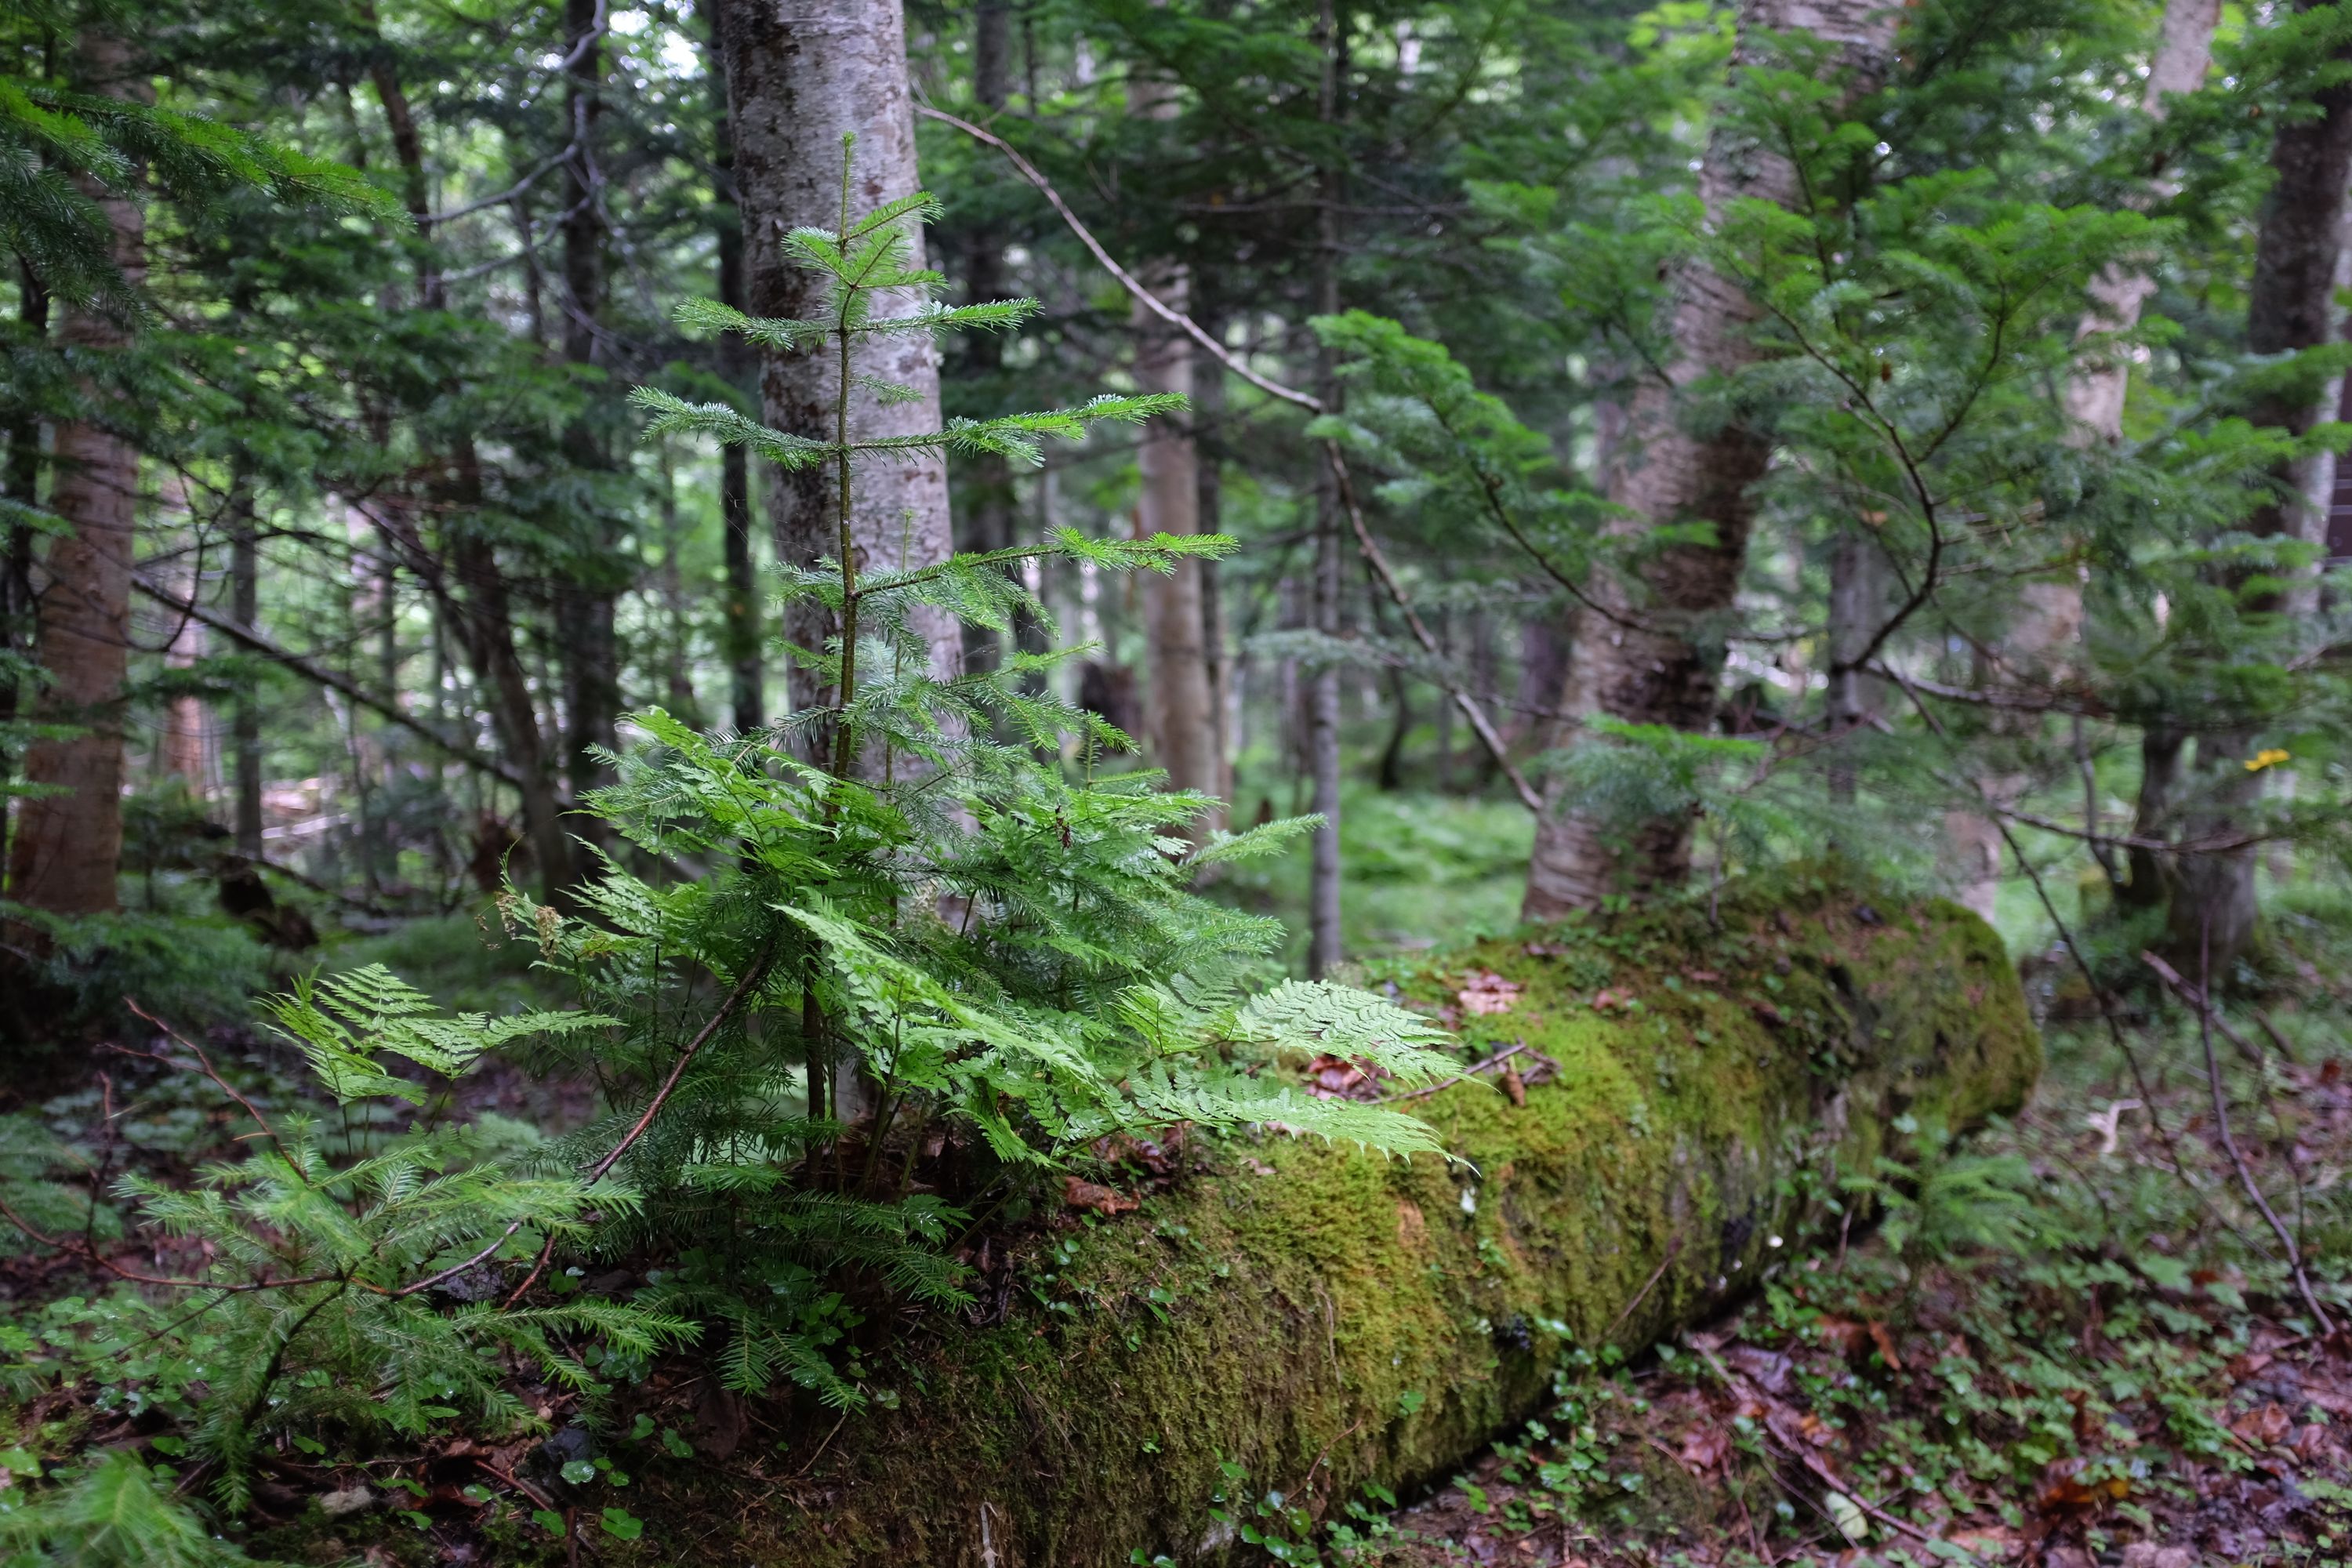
[641, 885, 2037, 1567]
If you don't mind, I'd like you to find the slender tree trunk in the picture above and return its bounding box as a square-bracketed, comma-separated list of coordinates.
[957, 0, 1020, 684]
[1945, 0, 2219, 919]
[702, 0, 762, 735]
[1194, 318, 1232, 807]
[445, 510, 572, 898]
[1136, 271, 1219, 826]
[2168, 0, 2352, 966]
[713, 0, 957, 753]
[0, 267, 47, 880]
[7, 31, 147, 916]
[1522, 0, 1899, 920]
[1305, 0, 1347, 977]
[1825, 526, 1886, 808]
[557, 0, 619, 819]
[157, 485, 212, 793]
[229, 476, 263, 858]
[1127, 59, 1222, 834]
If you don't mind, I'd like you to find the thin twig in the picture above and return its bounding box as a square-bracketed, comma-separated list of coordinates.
[1381, 1041, 1526, 1103]
[2252, 1008, 2302, 1065]
[2140, 951, 2267, 1068]
[2199, 924, 2334, 1334]
[1324, 445, 1544, 813]
[119, 1006, 303, 1174]
[391, 1221, 527, 1299]
[1604, 1236, 1684, 1339]
[0, 1191, 353, 1294]
[1686, 1338, 1993, 1568]
[579, 944, 777, 1184]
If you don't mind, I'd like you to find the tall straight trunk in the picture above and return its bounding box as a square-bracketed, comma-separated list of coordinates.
[1193, 317, 1232, 807]
[702, 0, 762, 735]
[1946, 0, 2219, 920]
[1135, 271, 1219, 827]
[1305, 0, 1346, 977]
[229, 477, 263, 858]
[713, 0, 958, 752]
[1130, 59, 1221, 833]
[7, 31, 146, 916]
[1, 267, 47, 878]
[1522, 0, 1899, 920]
[958, 0, 1020, 683]
[557, 0, 618, 813]
[158, 485, 212, 792]
[2169, 0, 2352, 966]
[1825, 526, 1886, 806]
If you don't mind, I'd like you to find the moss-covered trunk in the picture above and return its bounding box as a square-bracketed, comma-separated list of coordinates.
[647, 887, 2037, 1566]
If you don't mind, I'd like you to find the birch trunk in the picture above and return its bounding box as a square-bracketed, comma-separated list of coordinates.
[1523, 0, 1899, 920]
[713, 0, 957, 751]
[6, 31, 146, 916]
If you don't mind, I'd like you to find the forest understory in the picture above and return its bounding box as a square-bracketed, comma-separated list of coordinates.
[12, 0, 2352, 1561]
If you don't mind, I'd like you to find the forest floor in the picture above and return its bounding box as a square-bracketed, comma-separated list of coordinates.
[1348, 996, 2352, 1568]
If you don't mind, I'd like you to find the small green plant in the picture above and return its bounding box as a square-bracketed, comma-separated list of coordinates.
[2, 973, 690, 1515]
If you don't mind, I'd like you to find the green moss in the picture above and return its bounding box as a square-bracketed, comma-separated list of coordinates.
[628, 882, 2038, 1568]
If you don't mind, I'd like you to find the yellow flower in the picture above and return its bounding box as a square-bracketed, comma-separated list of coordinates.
[2244, 747, 2291, 773]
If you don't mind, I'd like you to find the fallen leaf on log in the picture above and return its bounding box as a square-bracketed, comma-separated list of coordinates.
[1062, 1177, 1138, 1215]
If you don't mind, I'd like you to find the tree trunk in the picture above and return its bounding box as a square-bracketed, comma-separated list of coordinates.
[158, 488, 212, 793]
[230, 477, 263, 859]
[369, 38, 577, 898]
[1944, 0, 2219, 919]
[1825, 525, 1886, 807]
[1523, 0, 1899, 920]
[1192, 320, 1233, 807]
[1136, 271, 1220, 828]
[1305, 0, 1347, 978]
[2167, 0, 2352, 967]
[445, 510, 573, 900]
[557, 0, 619, 818]
[956, 0, 1021, 685]
[702, 0, 764, 737]
[713, 0, 957, 751]
[7, 30, 147, 916]
[0, 267, 47, 880]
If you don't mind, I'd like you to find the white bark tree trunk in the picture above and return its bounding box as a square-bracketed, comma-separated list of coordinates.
[713, 0, 956, 736]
